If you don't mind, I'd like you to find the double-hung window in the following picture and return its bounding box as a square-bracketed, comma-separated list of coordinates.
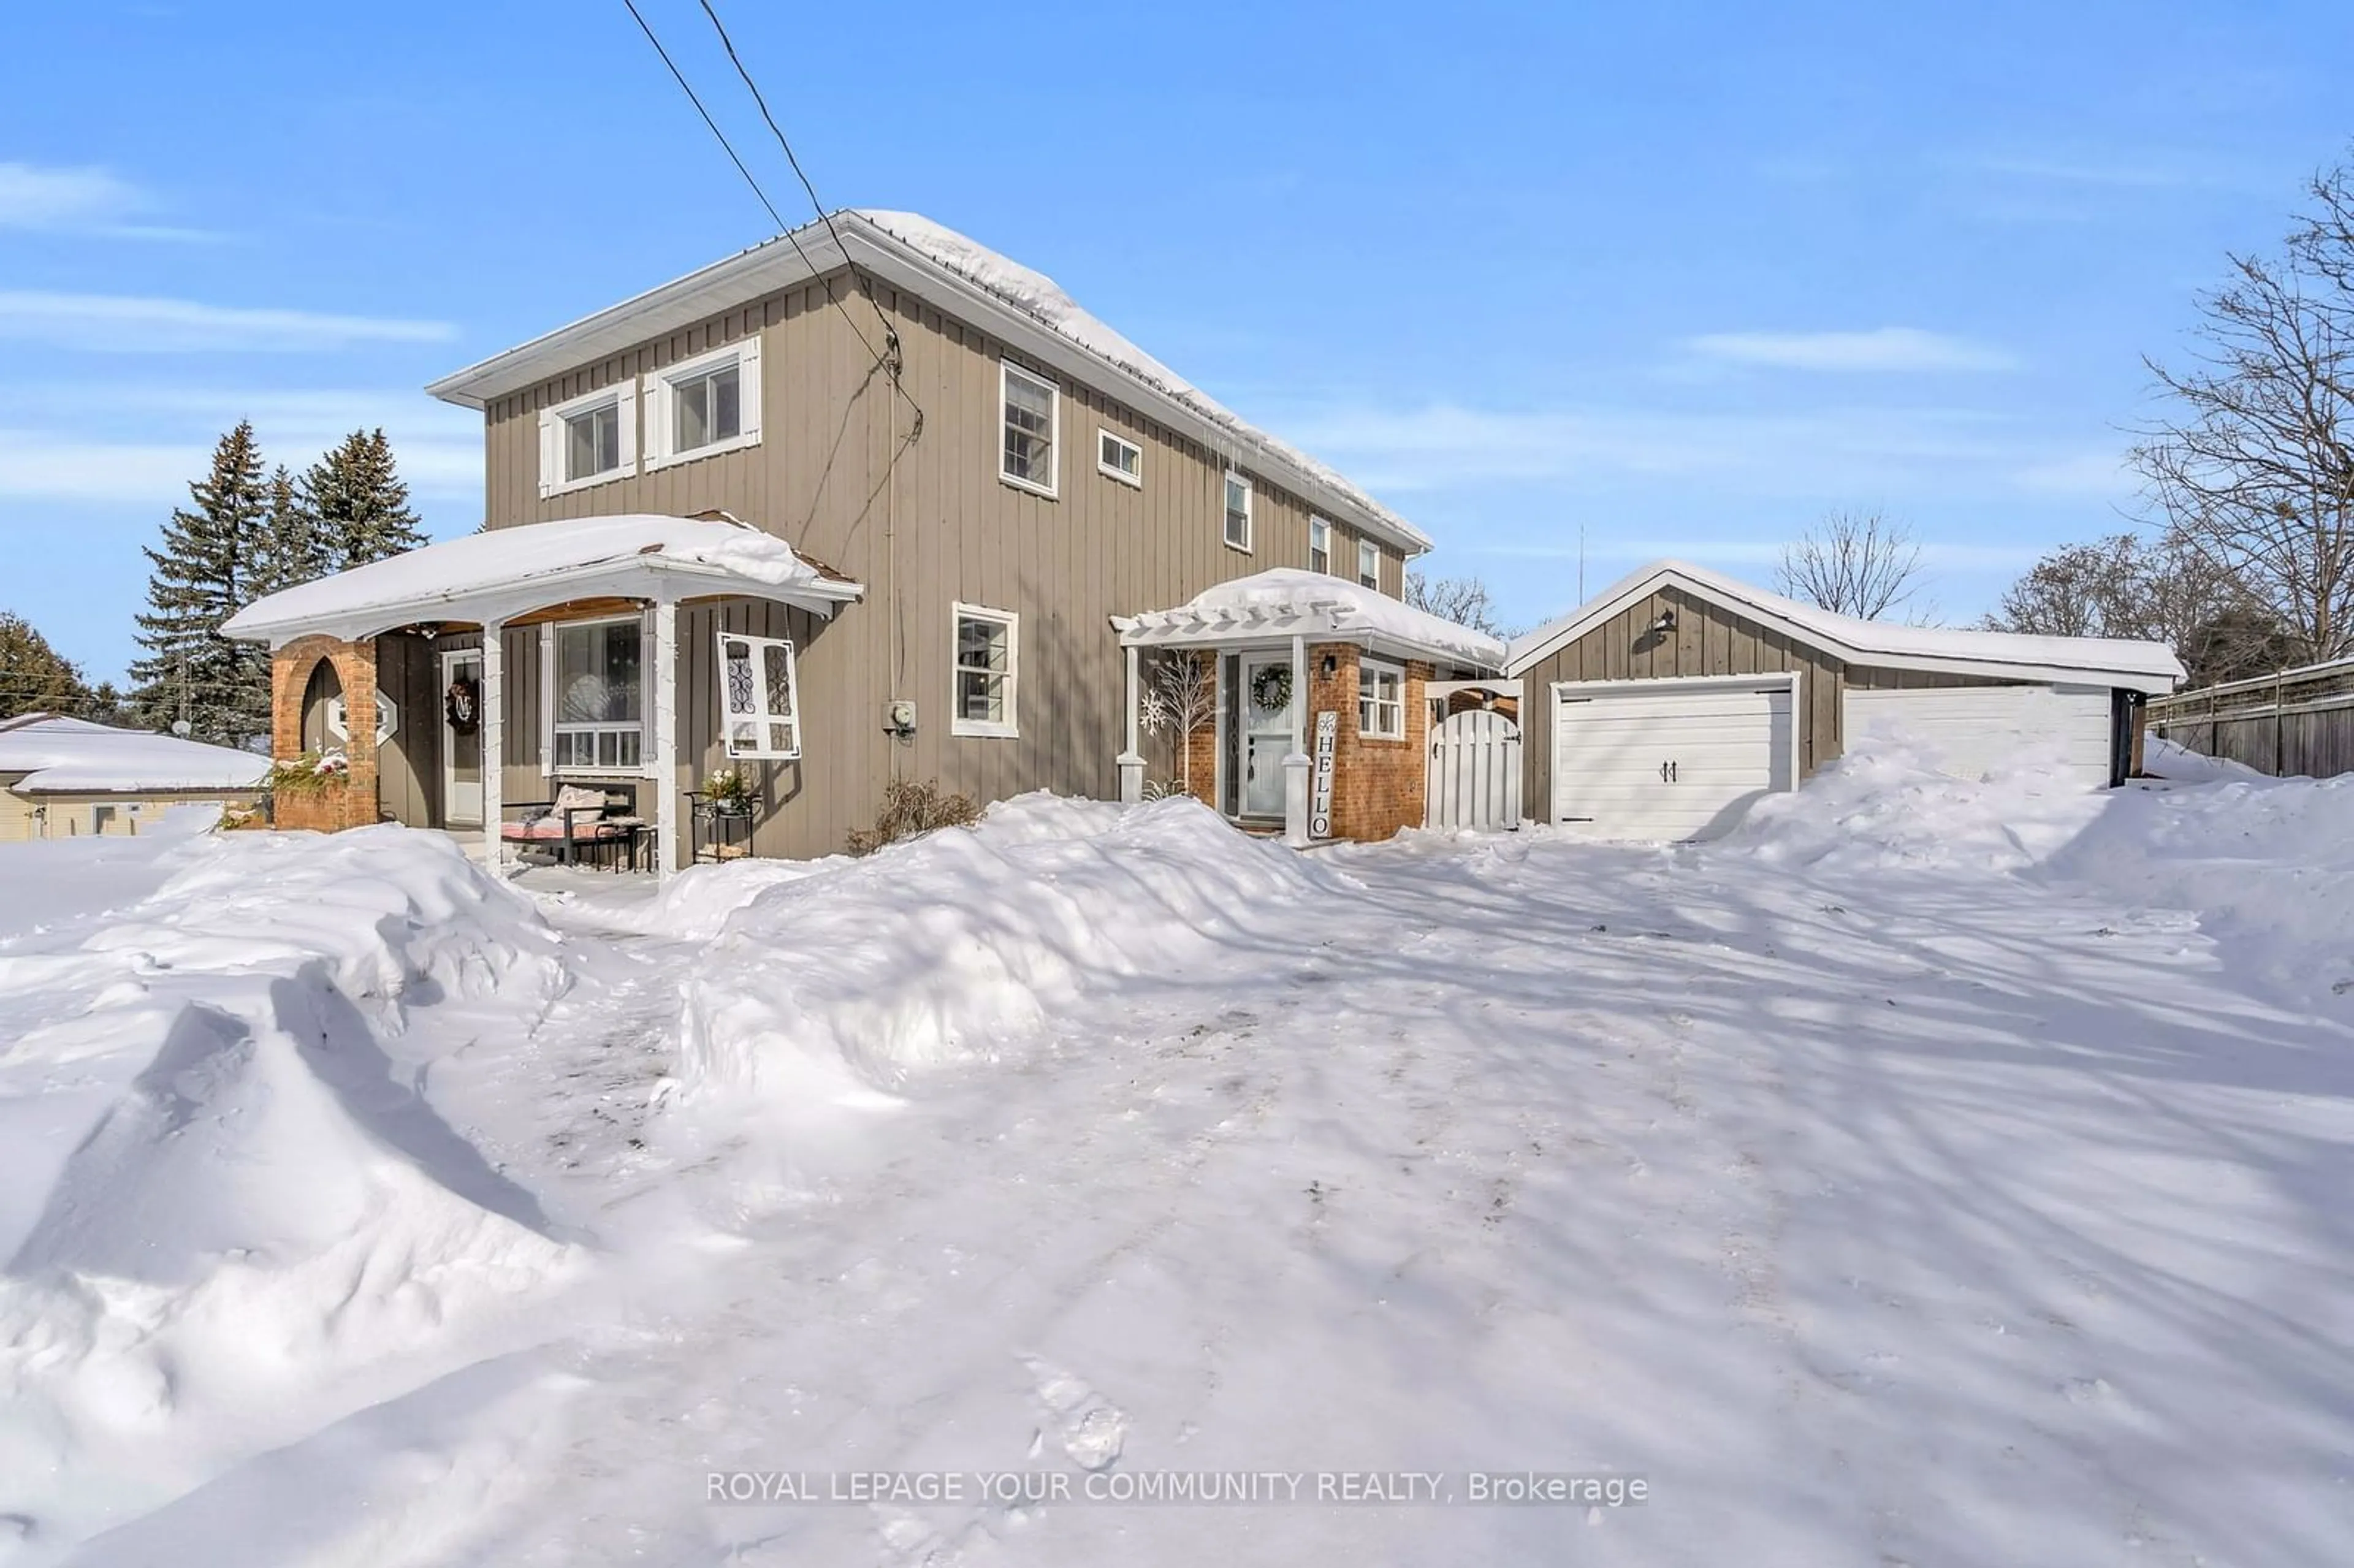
[1358, 540, 1382, 590]
[1309, 517, 1332, 574]
[552, 617, 644, 771]
[717, 630, 801, 759]
[1224, 471, 1252, 551]
[1001, 364, 1058, 495]
[1358, 657, 1406, 740]
[644, 338, 763, 470]
[951, 603, 1019, 737]
[538, 381, 638, 497]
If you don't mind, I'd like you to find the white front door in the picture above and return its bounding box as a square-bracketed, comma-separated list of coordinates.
[1552, 677, 1794, 840]
[1238, 652, 1295, 818]
[441, 647, 484, 828]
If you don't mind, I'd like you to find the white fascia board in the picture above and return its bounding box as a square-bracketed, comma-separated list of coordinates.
[425, 216, 1430, 558]
[1507, 564, 2179, 694]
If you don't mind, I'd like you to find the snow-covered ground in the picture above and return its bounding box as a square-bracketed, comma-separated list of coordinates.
[2, 750, 2350, 1566]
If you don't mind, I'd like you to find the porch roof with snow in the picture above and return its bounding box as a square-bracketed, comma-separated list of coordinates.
[221, 515, 864, 649]
[1113, 569, 1507, 669]
[1506, 559, 2187, 695]
[0, 714, 266, 794]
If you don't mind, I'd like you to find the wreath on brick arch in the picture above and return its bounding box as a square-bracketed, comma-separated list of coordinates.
[444, 676, 481, 736]
[1249, 663, 1293, 714]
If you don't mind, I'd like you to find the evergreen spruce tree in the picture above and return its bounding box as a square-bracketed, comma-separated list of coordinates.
[0, 611, 96, 720]
[130, 421, 273, 745]
[303, 428, 425, 570]
[251, 463, 331, 596]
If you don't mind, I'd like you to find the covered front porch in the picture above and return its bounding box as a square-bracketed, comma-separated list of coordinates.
[1112, 569, 1507, 846]
[224, 514, 861, 879]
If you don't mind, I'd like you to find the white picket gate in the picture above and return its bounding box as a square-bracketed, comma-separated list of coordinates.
[1425, 708, 1522, 831]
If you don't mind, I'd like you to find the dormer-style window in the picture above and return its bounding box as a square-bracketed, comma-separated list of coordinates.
[538, 381, 638, 497]
[644, 338, 763, 470]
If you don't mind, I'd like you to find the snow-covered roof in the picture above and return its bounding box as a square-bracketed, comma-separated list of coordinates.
[223, 514, 864, 648]
[0, 713, 265, 794]
[1116, 569, 1506, 669]
[1507, 559, 2187, 693]
[422, 210, 1432, 558]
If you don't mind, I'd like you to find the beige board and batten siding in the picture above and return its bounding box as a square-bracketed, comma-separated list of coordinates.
[476, 267, 1409, 859]
[1518, 583, 2062, 821]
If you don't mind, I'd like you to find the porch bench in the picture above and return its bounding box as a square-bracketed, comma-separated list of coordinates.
[500, 786, 638, 869]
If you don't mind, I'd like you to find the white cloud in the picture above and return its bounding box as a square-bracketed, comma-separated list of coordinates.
[0, 292, 457, 352]
[1685, 328, 2018, 373]
[0, 429, 210, 502]
[0, 161, 211, 240]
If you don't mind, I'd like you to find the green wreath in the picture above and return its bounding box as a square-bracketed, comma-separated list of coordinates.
[1249, 663, 1293, 713]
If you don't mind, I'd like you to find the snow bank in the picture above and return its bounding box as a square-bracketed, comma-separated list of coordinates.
[671, 794, 1342, 1100]
[0, 827, 579, 1543]
[1731, 739, 2109, 876]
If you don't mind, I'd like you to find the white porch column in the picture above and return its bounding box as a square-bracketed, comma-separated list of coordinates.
[652, 595, 680, 880]
[1117, 642, 1145, 805]
[1282, 632, 1311, 848]
[479, 618, 504, 873]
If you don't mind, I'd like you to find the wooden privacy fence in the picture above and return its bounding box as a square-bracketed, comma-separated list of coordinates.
[2147, 655, 2354, 778]
[1425, 707, 1522, 831]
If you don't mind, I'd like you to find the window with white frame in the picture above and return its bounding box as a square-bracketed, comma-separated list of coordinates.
[1224, 471, 1252, 551]
[644, 338, 763, 470]
[1358, 539, 1381, 589]
[717, 630, 800, 759]
[951, 604, 1019, 737]
[552, 616, 644, 771]
[1001, 364, 1058, 495]
[1309, 517, 1332, 574]
[538, 381, 638, 497]
[1097, 428, 1141, 487]
[1358, 657, 1406, 740]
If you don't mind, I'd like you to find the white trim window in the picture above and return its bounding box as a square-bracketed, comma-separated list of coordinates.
[1000, 363, 1059, 496]
[550, 614, 646, 772]
[1309, 517, 1332, 574]
[538, 381, 638, 498]
[1358, 539, 1382, 590]
[1358, 656, 1406, 740]
[1097, 428, 1142, 487]
[643, 337, 763, 470]
[717, 630, 801, 760]
[1224, 471, 1252, 552]
[951, 603, 1019, 738]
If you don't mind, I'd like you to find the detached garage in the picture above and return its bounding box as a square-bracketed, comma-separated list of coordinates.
[1507, 561, 2184, 841]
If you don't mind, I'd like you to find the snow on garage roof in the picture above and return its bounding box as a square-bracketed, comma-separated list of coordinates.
[1506, 559, 2187, 694]
[422, 210, 1431, 558]
[1116, 568, 1507, 669]
[0, 714, 266, 794]
[222, 514, 863, 648]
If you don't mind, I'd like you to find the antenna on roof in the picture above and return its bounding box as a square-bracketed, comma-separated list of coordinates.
[1579, 523, 1586, 604]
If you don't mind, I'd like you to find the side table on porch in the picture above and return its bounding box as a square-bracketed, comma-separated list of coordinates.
[687, 794, 754, 864]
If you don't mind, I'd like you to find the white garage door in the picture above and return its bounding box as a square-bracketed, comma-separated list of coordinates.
[1552, 678, 1796, 840]
[1842, 684, 2113, 785]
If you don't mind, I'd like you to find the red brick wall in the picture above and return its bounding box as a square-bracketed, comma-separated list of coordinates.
[269, 634, 384, 831]
[1301, 644, 1430, 843]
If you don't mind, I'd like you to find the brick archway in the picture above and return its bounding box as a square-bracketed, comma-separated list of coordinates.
[270, 633, 381, 831]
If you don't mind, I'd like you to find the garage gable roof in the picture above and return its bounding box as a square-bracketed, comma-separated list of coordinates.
[1506, 560, 2186, 695]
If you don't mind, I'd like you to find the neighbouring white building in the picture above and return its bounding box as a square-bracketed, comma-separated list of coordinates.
[0, 713, 267, 842]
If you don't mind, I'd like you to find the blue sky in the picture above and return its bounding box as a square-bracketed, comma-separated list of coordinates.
[3, 1, 2350, 682]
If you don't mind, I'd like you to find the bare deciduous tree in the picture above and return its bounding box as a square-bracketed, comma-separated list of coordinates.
[1403, 571, 1511, 637]
[1984, 532, 2295, 686]
[1138, 650, 1217, 798]
[1774, 509, 1927, 620]
[2133, 158, 2354, 664]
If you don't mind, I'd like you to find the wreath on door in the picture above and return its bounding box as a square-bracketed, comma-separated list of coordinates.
[444, 676, 481, 736]
[1249, 663, 1293, 714]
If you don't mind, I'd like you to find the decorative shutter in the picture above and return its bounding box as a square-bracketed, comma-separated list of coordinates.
[718, 631, 763, 758]
[615, 379, 640, 472]
[537, 408, 558, 498]
[760, 635, 799, 759]
[736, 336, 763, 444]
